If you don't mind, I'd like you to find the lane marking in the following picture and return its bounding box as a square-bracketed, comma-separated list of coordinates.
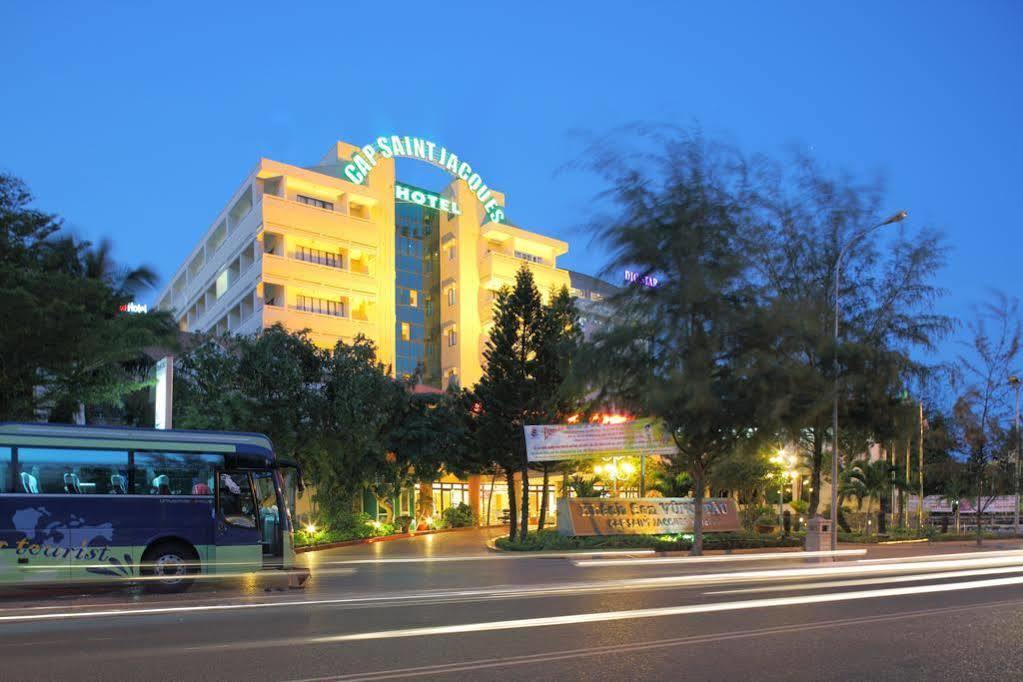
[309, 573, 1023, 642]
[284, 598, 1023, 681]
[574, 549, 866, 567]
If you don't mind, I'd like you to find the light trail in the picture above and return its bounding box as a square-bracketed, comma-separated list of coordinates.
[283, 599, 1023, 680]
[311, 573, 1023, 642]
[705, 564, 1023, 594]
[4, 550, 1023, 623]
[574, 548, 866, 567]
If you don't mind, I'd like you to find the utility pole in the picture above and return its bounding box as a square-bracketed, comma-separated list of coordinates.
[1011, 376, 1021, 532]
[831, 210, 908, 548]
[918, 401, 924, 530]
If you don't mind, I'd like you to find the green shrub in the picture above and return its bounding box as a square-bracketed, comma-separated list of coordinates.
[494, 529, 801, 552]
[441, 502, 476, 529]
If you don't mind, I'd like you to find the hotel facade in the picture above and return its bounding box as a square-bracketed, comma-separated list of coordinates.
[156, 137, 615, 525]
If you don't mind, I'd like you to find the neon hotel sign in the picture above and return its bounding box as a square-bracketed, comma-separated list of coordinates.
[343, 136, 506, 224]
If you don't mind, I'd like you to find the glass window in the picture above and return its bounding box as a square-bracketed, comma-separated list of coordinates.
[408, 290, 418, 308]
[18, 448, 129, 495]
[401, 322, 411, 342]
[219, 472, 256, 528]
[134, 452, 221, 495]
[447, 288, 455, 306]
[0, 448, 9, 493]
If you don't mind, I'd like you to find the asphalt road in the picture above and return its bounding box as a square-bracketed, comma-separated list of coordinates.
[4, 531, 1023, 681]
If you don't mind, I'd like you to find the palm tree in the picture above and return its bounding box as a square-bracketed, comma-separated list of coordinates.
[840, 458, 909, 536]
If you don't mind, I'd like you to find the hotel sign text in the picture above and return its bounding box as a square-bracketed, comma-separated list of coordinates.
[344, 136, 506, 224]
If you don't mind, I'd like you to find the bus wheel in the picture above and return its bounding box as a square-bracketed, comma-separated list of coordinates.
[141, 542, 198, 593]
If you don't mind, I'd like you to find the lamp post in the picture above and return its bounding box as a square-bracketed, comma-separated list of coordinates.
[831, 210, 908, 548]
[1011, 376, 1021, 532]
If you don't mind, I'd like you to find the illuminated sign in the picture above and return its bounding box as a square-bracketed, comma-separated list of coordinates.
[624, 270, 659, 288]
[557, 497, 741, 536]
[344, 136, 506, 224]
[119, 302, 148, 314]
[395, 182, 461, 215]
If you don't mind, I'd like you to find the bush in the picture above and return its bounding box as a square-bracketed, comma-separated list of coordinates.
[395, 515, 414, 533]
[440, 502, 476, 529]
[292, 511, 395, 547]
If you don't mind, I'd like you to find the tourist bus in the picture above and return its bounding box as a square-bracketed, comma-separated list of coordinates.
[0, 423, 307, 592]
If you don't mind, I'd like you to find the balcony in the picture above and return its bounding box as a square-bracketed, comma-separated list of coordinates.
[478, 249, 570, 293]
[262, 194, 379, 245]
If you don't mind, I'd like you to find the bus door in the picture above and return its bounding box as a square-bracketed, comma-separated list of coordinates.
[213, 471, 262, 574]
[252, 471, 283, 567]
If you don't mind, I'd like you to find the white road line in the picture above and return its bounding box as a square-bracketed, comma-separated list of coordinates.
[309, 573, 1023, 642]
[574, 549, 866, 567]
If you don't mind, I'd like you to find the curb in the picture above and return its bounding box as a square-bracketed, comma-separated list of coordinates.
[295, 524, 506, 554]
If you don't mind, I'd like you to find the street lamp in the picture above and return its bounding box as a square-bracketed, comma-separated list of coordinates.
[1010, 376, 1021, 531]
[831, 210, 908, 548]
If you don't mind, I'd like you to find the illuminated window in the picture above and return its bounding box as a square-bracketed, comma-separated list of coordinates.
[409, 290, 418, 307]
[401, 322, 411, 342]
[296, 195, 334, 211]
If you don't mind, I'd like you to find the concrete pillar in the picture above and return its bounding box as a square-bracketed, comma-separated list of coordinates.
[468, 474, 482, 525]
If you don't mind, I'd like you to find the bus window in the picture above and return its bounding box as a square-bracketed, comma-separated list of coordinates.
[0, 447, 9, 493]
[219, 473, 256, 528]
[134, 452, 221, 495]
[17, 449, 129, 494]
[252, 472, 281, 555]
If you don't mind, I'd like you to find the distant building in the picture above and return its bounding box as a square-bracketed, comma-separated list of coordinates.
[567, 270, 618, 339]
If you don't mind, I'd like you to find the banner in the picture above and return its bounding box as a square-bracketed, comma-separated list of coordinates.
[524, 418, 678, 462]
[557, 497, 741, 536]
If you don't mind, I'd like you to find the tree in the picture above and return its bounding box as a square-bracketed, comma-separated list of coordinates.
[0, 173, 177, 421]
[574, 129, 779, 554]
[312, 335, 402, 523]
[953, 293, 1021, 545]
[471, 266, 580, 541]
[749, 153, 952, 519]
[531, 285, 583, 531]
[387, 380, 475, 522]
[840, 458, 908, 535]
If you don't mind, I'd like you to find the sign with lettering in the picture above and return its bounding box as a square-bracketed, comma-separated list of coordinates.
[118, 302, 148, 314]
[557, 497, 741, 536]
[624, 270, 659, 287]
[524, 418, 678, 462]
[343, 135, 506, 224]
[395, 182, 461, 215]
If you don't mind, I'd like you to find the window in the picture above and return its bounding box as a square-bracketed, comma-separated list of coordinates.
[431, 482, 469, 512]
[296, 194, 334, 211]
[408, 290, 418, 308]
[18, 448, 129, 495]
[514, 250, 544, 265]
[447, 288, 455, 306]
[447, 328, 457, 347]
[218, 472, 256, 528]
[447, 247, 456, 261]
[134, 452, 221, 495]
[0, 447, 9, 493]
[401, 322, 411, 342]
[296, 294, 345, 317]
[296, 245, 342, 269]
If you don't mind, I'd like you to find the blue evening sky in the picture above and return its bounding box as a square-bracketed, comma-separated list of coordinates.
[1, 1, 1020, 347]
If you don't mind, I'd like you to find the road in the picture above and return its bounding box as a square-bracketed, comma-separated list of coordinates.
[4, 531, 1023, 680]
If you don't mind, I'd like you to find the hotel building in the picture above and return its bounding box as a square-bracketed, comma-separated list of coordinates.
[156, 138, 615, 524]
